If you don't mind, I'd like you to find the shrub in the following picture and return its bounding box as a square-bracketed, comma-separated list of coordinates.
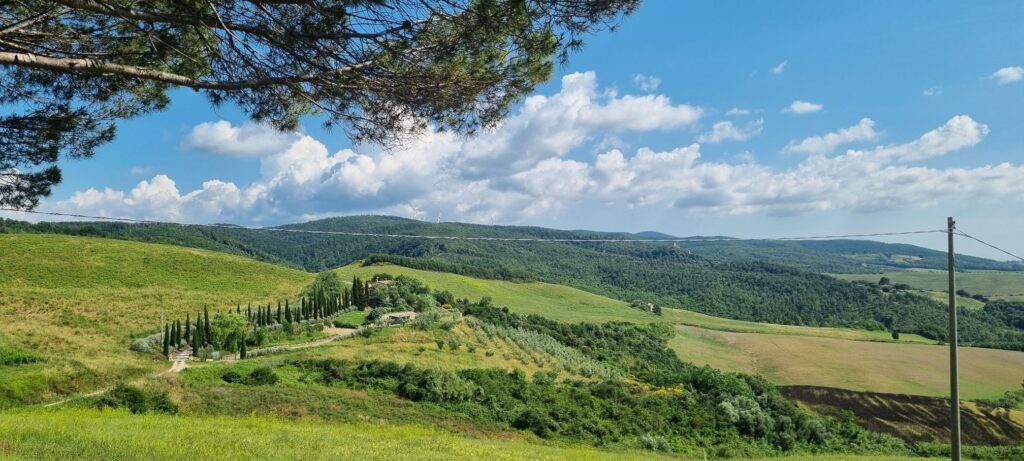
[409, 311, 441, 330]
[467, 343, 477, 353]
[485, 350, 495, 357]
[96, 383, 177, 414]
[639, 433, 672, 451]
[513, 408, 557, 438]
[447, 339, 461, 351]
[221, 371, 244, 383]
[245, 367, 279, 385]
[333, 319, 360, 329]
[436, 339, 445, 350]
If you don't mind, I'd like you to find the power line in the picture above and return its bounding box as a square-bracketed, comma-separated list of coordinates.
[0, 207, 947, 243]
[954, 229, 1024, 263]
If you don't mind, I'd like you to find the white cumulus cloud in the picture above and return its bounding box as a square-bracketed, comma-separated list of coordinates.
[991, 66, 1024, 85]
[783, 118, 880, 155]
[182, 121, 302, 157]
[697, 119, 764, 143]
[783, 100, 823, 114]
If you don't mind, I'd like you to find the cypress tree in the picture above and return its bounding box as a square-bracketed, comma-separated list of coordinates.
[276, 304, 282, 324]
[239, 338, 247, 359]
[162, 324, 170, 356]
[203, 306, 211, 346]
[185, 313, 191, 344]
[237, 304, 241, 315]
[285, 304, 292, 323]
[173, 320, 180, 347]
[247, 304, 252, 322]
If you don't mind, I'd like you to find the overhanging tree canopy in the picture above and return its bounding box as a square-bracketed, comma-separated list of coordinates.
[0, 0, 640, 208]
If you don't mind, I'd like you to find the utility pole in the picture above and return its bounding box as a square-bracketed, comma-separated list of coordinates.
[947, 217, 961, 461]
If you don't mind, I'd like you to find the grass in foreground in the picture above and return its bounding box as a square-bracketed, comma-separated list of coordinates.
[0, 409, 950, 461]
[0, 234, 313, 406]
[670, 325, 1024, 400]
[0, 409, 684, 461]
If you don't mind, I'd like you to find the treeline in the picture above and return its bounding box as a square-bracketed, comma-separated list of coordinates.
[159, 273, 364, 358]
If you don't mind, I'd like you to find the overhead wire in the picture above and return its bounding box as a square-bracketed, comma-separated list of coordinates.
[953, 228, 1024, 263]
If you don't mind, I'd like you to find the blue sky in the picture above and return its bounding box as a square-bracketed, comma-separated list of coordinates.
[6, 0, 1024, 259]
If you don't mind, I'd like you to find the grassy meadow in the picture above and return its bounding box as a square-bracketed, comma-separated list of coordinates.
[337, 262, 936, 344]
[0, 409, 954, 461]
[670, 325, 1024, 400]
[334, 262, 654, 324]
[833, 270, 1024, 303]
[0, 234, 313, 406]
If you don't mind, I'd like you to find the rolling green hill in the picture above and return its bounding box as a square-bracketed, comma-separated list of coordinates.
[0, 234, 313, 406]
[1, 234, 1020, 458]
[4, 216, 1023, 351]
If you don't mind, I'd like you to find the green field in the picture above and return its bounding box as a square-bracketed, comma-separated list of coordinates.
[0, 234, 313, 406]
[337, 263, 934, 344]
[833, 270, 1024, 303]
[0, 409, 949, 461]
[670, 325, 1024, 400]
[334, 262, 655, 324]
[662, 309, 935, 344]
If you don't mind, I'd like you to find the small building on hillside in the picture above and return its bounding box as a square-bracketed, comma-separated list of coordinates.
[379, 311, 417, 326]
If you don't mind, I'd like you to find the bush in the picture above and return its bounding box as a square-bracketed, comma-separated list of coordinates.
[409, 311, 441, 330]
[436, 339, 445, 350]
[333, 319, 360, 329]
[96, 383, 177, 414]
[447, 339, 461, 351]
[221, 371, 244, 383]
[245, 367, 279, 385]
[639, 433, 672, 451]
[513, 408, 557, 438]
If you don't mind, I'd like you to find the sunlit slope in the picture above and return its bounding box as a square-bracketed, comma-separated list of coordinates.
[333, 262, 654, 324]
[671, 325, 1024, 400]
[0, 234, 313, 406]
[335, 262, 937, 344]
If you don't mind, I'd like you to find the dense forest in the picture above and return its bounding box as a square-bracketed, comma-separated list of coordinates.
[3, 216, 1023, 350]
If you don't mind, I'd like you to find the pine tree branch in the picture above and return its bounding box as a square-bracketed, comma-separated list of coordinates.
[0, 50, 369, 90]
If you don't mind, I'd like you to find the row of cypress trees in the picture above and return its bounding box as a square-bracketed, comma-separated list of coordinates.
[160, 282, 374, 357]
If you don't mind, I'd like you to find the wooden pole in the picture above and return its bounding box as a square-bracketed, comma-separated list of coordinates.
[947, 217, 961, 461]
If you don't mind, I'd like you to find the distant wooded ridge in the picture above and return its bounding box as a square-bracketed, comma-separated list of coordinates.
[3, 216, 1023, 352]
